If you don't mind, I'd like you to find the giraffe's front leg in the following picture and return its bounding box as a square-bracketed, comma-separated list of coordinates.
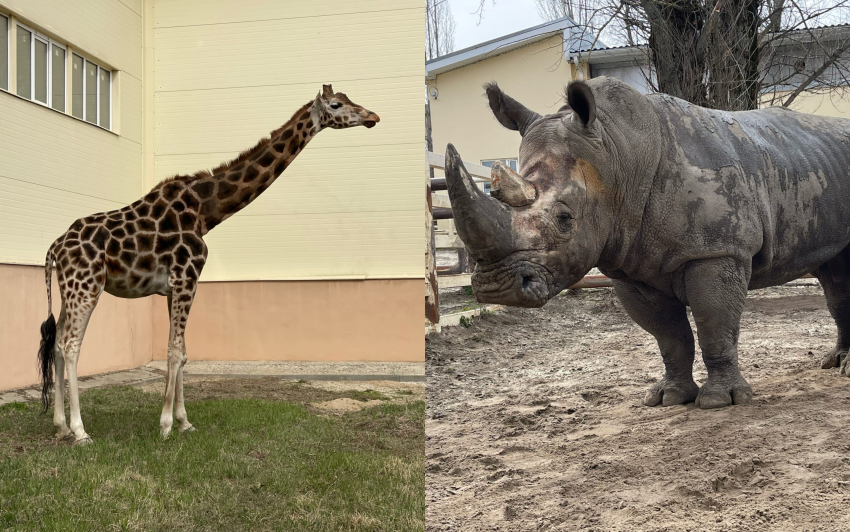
[160, 345, 181, 439]
[160, 278, 199, 439]
[174, 352, 194, 433]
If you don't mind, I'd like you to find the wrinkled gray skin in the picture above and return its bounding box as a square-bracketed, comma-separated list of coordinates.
[445, 76, 850, 409]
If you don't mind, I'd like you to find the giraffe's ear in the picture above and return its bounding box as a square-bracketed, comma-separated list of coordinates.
[322, 84, 334, 98]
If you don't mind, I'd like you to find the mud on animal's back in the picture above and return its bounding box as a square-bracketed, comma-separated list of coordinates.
[643, 96, 850, 283]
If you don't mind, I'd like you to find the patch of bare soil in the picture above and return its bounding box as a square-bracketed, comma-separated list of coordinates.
[138, 376, 423, 410]
[312, 398, 385, 412]
[426, 283, 850, 532]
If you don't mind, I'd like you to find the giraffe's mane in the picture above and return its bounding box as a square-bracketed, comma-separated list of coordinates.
[151, 100, 315, 190]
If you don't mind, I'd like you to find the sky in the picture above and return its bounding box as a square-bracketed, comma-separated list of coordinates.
[448, 0, 546, 51]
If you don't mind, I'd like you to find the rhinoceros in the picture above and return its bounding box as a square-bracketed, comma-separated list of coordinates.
[444, 76, 850, 409]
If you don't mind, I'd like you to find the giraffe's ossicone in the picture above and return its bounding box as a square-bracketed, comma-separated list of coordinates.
[36, 85, 380, 444]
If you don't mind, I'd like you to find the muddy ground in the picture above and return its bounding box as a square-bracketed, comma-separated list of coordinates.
[426, 283, 850, 532]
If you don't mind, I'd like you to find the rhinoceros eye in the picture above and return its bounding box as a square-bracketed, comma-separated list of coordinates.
[556, 212, 573, 232]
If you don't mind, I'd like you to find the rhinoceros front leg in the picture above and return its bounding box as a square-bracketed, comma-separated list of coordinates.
[613, 280, 699, 406]
[685, 258, 753, 409]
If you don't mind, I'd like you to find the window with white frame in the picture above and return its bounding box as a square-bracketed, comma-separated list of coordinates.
[0, 14, 8, 91]
[480, 158, 519, 195]
[71, 53, 110, 129]
[15, 23, 65, 112]
[0, 16, 113, 131]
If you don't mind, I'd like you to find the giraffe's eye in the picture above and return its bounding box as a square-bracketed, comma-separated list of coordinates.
[329, 102, 342, 109]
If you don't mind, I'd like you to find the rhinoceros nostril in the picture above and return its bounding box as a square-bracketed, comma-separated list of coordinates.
[522, 275, 532, 290]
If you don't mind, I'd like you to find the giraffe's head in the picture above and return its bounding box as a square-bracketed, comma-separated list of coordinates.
[314, 84, 381, 129]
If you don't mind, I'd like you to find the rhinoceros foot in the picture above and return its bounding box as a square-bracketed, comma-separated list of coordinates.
[694, 376, 753, 409]
[643, 379, 699, 407]
[820, 347, 848, 370]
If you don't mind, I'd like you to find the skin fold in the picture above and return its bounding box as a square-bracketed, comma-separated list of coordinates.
[445, 76, 850, 409]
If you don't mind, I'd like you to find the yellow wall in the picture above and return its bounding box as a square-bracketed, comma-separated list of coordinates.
[776, 90, 850, 119]
[428, 35, 572, 168]
[0, 0, 144, 266]
[153, 0, 424, 282]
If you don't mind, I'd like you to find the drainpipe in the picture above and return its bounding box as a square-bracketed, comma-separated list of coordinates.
[563, 25, 585, 81]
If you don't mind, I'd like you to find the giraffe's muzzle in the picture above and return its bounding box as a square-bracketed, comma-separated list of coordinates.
[363, 113, 380, 128]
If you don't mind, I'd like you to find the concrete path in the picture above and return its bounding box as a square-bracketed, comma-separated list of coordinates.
[0, 360, 425, 406]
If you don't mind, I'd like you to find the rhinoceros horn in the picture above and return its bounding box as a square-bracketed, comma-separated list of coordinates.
[444, 144, 515, 262]
[490, 161, 536, 207]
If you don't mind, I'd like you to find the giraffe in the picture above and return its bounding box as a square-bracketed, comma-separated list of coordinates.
[36, 85, 380, 444]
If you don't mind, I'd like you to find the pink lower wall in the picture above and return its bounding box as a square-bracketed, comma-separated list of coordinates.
[151, 279, 423, 362]
[1, 263, 423, 391]
[0, 263, 153, 391]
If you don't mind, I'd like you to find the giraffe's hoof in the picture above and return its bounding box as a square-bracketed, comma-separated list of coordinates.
[179, 424, 196, 433]
[72, 436, 94, 446]
[55, 429, 73, 441]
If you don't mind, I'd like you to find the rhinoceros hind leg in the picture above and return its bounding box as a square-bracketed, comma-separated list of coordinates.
[821, 347, 847, 369]
[612, 279, 698, 407]
[685, 258, 753, 409]
[812, 257, 850, 375]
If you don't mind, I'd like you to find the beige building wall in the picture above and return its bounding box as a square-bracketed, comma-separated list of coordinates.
[153, 0, 423, 282]
[427, 35, 573, 168]
[0, 0, 148, 390]
[0, 0, 144, 266]
[0, 0, 424, 391]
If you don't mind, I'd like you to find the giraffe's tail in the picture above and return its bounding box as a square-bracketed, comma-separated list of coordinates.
[38, 245, 57, 414]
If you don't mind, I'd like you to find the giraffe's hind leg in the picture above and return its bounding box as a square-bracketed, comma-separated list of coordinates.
[160, 279, 198, 439]
[814, 250, 850, 373]
[58, 276, 102, 445]
[52, 304, 72, 440]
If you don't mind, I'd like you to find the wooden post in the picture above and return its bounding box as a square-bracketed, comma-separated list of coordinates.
[425, 155, 440, 332]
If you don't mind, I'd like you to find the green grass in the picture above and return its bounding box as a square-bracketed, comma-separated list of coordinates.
[0, 386, 423, 532]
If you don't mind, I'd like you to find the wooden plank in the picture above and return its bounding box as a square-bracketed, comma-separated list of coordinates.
[431, 194, 452, 208]
[426, 155, 439, 327]
[438, 273, 473, 288]
[435, 234, 465, 249]
[427, 152, 491, 180]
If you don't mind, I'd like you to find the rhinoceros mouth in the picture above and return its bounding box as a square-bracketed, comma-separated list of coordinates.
[471, 258, 555, 308]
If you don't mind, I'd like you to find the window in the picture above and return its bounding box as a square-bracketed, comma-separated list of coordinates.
[15, 25, 29, 99]
[0, 14, 7, 91]
[72, 53, 110, 129]
[480, 158, 519, 195]
[0, 17, 112, 131]
[51, 44, 64, 112]
[15, 23, 65, 110]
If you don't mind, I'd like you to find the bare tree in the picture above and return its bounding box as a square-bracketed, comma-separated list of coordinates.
[568, 0, 850, 111]
[427, 0, 458, 61]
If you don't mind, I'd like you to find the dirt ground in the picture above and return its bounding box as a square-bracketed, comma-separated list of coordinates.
[426, 282, 850, 532]
[137, 376, 423, 414]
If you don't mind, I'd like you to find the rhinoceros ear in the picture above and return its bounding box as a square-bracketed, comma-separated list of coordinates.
[484, 82, 541, 137]
[566, 81, 596, 128]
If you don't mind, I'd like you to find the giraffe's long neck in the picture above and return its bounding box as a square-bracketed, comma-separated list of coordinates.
[192, 101, 323, 233]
